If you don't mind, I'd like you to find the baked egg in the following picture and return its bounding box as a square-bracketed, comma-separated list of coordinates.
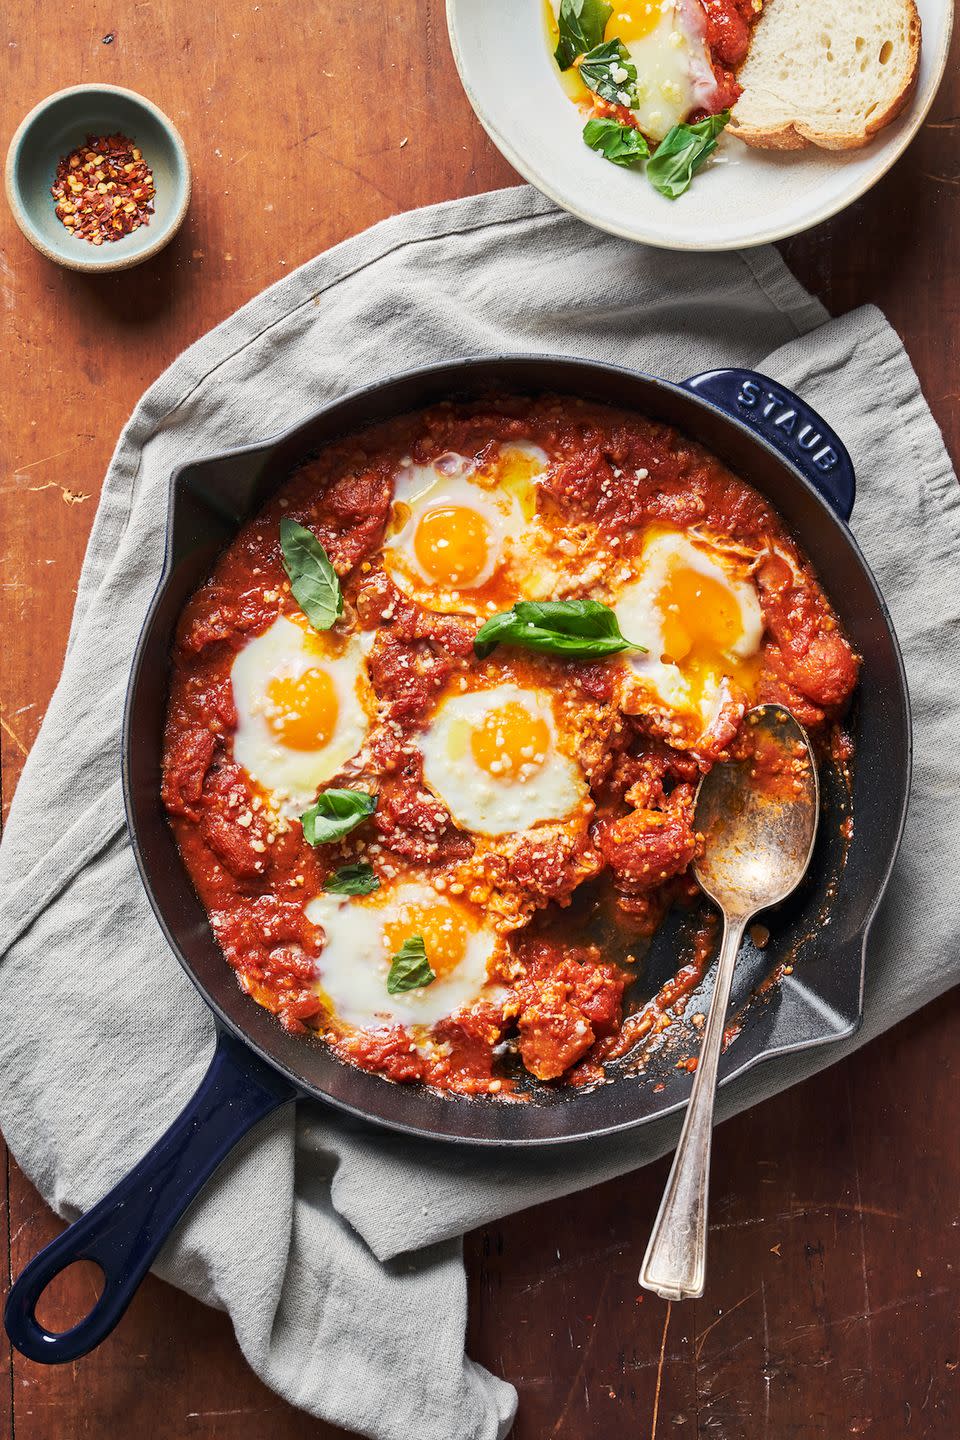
[230, 613, 373, 813]
[419, 680, 588, 836]
[549, 0, 721, 144]
[305, 879, 499, 1029]
[382, 444, 549, 614]
[613, 529, 764, 731]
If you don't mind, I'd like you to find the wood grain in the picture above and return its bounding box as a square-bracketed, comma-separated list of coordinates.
[1, 2, 958, 1437]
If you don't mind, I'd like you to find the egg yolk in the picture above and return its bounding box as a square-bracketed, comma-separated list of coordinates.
[495, 447, 542, 522]
[470, 701, 551, 778]
[265, 668, 338, 751]
[606, 5, 663, 44]
[413, 505, 490, 586]
[384, 904, 469, 980]
[658, 564, 743, 666]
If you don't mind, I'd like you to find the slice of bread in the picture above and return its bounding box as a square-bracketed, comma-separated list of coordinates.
[729, 0, 922, 151]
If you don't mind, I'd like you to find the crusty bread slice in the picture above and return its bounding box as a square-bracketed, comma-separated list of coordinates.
[729, 0, 922, 151]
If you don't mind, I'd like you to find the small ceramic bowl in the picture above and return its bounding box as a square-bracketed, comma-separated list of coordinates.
[5, 83, 191, 273]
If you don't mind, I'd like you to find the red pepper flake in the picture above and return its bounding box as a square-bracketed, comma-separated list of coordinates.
[50, 132, 156, 246]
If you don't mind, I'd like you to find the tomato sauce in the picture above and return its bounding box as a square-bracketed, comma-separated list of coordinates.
[162, 396, 857, 1093]
[699, 0, 762, 109]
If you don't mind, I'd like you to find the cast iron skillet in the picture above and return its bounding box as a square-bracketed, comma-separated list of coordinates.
[5, 357, 911, 1364]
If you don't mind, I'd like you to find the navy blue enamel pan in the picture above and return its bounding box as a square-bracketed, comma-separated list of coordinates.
[5, 358, 911, 1364]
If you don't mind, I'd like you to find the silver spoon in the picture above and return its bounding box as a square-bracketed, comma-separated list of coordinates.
[639, 703, 819, 1301]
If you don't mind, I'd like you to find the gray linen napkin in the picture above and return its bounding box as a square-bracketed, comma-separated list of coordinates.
[1, 185, 958, 1440]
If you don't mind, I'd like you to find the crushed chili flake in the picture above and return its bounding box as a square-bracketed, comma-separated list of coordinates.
[51, 133, 155, 246]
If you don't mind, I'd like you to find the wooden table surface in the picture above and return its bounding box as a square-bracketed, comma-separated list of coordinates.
[2, 4, 958, 1437]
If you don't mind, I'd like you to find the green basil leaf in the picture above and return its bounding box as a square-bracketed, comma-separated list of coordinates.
[474, 599, 646, 660]
[578, 39, 639, 109]
[386, 935, 436, 995]
[279, 517, 343, 631]
[583, 117, 649, 168]
[323, 861, 380, 896]
[554, 0, 613, 70]
[471, 607, 523, 660]
[647, 111, 730, 200]
[301, 789, 377, 846]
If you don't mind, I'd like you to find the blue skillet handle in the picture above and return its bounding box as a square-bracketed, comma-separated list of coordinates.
[4, 1028, 295, 1363]
[681, 368, 856, 522]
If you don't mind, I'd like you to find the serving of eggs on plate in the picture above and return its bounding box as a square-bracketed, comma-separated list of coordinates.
[546, 0, 725, 144]
[220, 435, 770, 1038]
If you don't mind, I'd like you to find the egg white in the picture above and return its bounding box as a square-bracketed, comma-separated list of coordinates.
[419, 682, 587, 837]
[618, 1, 720, 142]
[230, 615, 371, 814]
[305, 880, 497, 1029]
[614, 531, 764, 729]
[391, 451, 477, 510]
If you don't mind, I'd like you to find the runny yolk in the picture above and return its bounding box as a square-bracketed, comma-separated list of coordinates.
[265, 668, 339, 751]
[605, 5, 663, 44]
[470, 701, 551, 778]
[384, 904, 470, 980]
[414, 505, 490, 586]
[658, 564, 743, 667]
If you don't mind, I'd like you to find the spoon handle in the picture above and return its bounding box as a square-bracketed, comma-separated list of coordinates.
[639, 913, 748, 1301]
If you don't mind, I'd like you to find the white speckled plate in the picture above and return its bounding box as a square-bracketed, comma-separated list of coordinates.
[446, 0, 953, 250]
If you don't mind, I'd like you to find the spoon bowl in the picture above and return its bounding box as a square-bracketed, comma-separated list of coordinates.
[694, 705, 820, 920]
[640, 704, 819, 1301]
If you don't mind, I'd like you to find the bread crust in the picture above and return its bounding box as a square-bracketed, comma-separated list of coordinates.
[729, 2, 921, 152]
